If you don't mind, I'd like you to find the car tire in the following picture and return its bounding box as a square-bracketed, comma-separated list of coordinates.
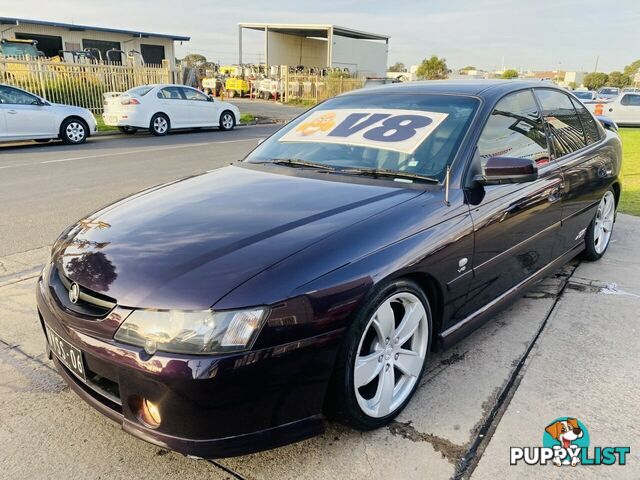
[118, 126, 138, 135]
[219, 111, 236, 131]
[327, 279, 432, 430]
[582, 188, 616, 261]
[60, 118, 88, 145]
[150, 113, 170, 136]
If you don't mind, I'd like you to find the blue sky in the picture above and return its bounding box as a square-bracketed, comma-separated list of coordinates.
[3, 0, 638, 72]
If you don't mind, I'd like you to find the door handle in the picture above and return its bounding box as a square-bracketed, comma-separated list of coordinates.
[7, 110, 17, 114]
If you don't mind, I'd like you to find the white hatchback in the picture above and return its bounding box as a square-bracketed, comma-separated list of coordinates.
[0, 84, 97, 145]
[103, 84, 241, 135]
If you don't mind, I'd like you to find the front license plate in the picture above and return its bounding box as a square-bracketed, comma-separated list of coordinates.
[46, 325, 86, 381]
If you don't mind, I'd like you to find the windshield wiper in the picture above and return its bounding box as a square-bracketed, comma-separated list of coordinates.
[340, 168, 440, 184]
[269, 158, 337, 171]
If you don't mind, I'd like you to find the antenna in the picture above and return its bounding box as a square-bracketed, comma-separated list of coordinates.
[444, 165, 451, 206]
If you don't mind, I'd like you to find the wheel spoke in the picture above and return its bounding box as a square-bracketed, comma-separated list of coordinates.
[375, 366, 395, 416]
[602, 219, 613, 233]
[395, 349, 423, 377]
[395, 303, 423, 345]
[355, 351, 383, 388]
[372, 301, 395, 343]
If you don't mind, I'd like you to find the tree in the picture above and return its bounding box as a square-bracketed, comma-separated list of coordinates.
[180, 53, 207, 67]
[501, 69, 519, 79]
[460, 65, 476, 71]
[388, 62, 406, 72]
[623, 60, 640, 78]
[416, 55, 449, 80]
[583, 72, 609, 90]
[607, 71, 632, 89]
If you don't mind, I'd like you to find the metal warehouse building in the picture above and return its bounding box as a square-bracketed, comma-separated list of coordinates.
[0, 17, 190, 67]
[238, 23, 389, 78]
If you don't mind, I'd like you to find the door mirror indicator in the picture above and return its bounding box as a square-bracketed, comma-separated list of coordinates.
[474, 157, 538, 185]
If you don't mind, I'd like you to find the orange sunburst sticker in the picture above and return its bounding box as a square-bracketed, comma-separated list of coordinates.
[296, 112, 337, 136]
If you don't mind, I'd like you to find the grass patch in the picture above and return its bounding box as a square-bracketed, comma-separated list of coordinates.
[284, 99, 316, 108]
[619, 128, 640, 216]
[95, 114, 119, 132]
[240, 113, 256, 124]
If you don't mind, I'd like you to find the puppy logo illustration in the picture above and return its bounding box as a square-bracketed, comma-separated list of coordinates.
[543, 417, 588, 466]
[296, 112, 337, 136]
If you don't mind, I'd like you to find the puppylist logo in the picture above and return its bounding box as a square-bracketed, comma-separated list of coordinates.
[510, 417, 630, 467]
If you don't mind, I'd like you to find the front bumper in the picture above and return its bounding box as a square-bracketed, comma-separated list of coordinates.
[36, 276, 343, 458]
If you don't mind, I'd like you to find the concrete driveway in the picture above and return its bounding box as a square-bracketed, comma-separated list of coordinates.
[1, 210, 637, 479]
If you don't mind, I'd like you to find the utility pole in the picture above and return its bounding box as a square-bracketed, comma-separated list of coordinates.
[593, 55, 599, 73]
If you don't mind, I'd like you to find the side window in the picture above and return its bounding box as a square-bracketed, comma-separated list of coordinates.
[621, 94, 640, 106]
[0, 86, 38, 105]
[476, 90, 550, 169]
[182, 88, 208, 101]
[157, 87, 184, 100]
[570, 97, 601, 144]
[535, 89, 587, 158]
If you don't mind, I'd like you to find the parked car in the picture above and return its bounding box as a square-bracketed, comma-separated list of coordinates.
[587, 92, 640, 126]
[572, 90, 596, 101]
[103, 84, 240, 135]
[0, 84, 96, 144]
[596, 86, 620, 100]
[38, 81, 621, 458]
[621, 87, 640, 93]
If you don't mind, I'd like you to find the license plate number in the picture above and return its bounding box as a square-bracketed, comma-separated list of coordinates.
[46, 325, 86, 381]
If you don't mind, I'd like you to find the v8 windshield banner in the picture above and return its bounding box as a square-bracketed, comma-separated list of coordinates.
[279, 109, 449, 154]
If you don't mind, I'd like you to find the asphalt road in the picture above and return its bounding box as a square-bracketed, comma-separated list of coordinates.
[0, 126, 279, 257]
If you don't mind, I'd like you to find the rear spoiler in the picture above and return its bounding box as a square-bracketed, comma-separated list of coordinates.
[596, 115, 618, 133]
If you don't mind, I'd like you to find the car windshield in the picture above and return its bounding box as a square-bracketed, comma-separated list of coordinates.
[598, 88, 619, 95]
[244, 93, 479, 182]
[126, 86, 153, 96]
[573, 92, 592, 99]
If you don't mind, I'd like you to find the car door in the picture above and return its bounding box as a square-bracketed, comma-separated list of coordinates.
[616, 94, 640, 125]
[156, 86, 189, 128]
[181, 87, 217, 126]
[464, 89, 563, 316]
[0, 101, 7, 139]
[535, 88, 614, 254]
[0, 85, 56, 138]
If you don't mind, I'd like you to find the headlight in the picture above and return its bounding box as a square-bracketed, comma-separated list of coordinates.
[114, 308, 268, 355]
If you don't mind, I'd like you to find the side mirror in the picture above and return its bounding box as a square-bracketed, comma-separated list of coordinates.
[474, 157, 538, 185]
[32, 98, 46, 106]
[207, 96, 215, 102]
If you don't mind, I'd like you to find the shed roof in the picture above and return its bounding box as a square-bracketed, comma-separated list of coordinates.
[0, 17, 190, 41]
[238, 23, 389, 41]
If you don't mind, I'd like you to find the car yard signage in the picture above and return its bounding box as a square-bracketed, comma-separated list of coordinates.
[279, 109, 448, 154]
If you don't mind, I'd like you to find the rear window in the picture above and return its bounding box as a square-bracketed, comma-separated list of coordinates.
[126, 86, 153, 97]
[245, 93, 479, 181]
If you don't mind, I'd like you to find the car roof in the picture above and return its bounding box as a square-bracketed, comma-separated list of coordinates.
[345, 79, 559, 99]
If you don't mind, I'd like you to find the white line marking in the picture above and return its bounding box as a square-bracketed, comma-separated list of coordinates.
[39, 138, 263, 165]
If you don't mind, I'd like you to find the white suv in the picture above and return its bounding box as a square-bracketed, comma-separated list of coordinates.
[0, 84, 97, 145]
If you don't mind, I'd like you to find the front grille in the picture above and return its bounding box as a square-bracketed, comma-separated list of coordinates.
[49, 266, 116, 318]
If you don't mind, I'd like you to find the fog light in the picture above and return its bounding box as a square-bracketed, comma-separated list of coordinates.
[132, 396, 161, 428]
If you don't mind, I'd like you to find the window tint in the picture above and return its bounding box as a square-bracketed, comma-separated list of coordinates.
[476, 90, 550, 168]
[535, 89, 587, 157]
[158, 87, 185, 100]
[182, 88, 208, 101]
[621, 94, 640, 106]
[0, 86, 38, 105]
[569, 97, 601, 145]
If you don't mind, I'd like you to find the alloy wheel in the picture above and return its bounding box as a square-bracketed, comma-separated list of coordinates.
[65, 122, 85, 143]
[154, 116, 168, 134]
[354, 292, 429, 418]
[593, 191, 615, 254]
[222, 114, 234, 129]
